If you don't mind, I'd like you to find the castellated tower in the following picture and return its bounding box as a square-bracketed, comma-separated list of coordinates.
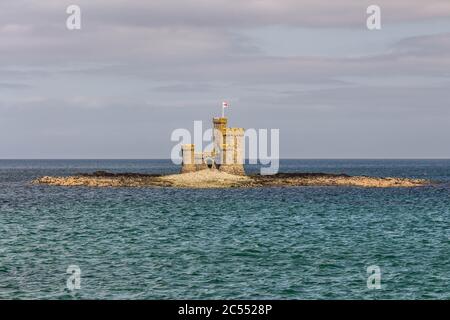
[219, 127, 245, 175]
[213, 117, 227, 147]
[180, 116, 245, 175]
[181, 144, 196, 173]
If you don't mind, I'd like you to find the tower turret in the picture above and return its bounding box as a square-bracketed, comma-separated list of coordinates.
[181, 144, 196, 173]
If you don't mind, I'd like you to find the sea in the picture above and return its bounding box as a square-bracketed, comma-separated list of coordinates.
[0, 159, 449, 299]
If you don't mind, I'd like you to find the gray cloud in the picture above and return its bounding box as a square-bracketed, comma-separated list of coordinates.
[0, 82, 32, 90]
[1, 1, 450, 158]
[4, 0, 448, 28]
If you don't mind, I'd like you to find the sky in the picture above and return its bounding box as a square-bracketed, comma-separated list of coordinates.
[1, 0, 450, 159]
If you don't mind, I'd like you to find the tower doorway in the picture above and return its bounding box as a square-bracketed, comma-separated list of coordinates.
[205, 157, 215, 169]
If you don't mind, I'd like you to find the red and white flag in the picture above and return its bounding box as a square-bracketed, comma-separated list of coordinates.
[222, 101, 229, 108]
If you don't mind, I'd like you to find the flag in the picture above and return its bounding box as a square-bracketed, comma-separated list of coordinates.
[222, 101, 229, 108]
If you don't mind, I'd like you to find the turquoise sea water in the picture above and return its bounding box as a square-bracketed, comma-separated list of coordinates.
[0, 159, 449, 299]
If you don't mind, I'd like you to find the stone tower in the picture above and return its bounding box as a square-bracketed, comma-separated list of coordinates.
[219, 127, 245, 175]
[180, 116, 245, 175]
[181, 144, 196, 173]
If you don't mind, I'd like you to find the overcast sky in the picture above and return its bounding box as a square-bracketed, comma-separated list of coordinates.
[1, 0, 450, 158]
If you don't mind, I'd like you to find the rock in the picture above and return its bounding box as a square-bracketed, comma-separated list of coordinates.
[32, 169, 431, 189]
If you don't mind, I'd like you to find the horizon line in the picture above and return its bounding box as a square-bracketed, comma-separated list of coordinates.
[1, 158, 450, 161]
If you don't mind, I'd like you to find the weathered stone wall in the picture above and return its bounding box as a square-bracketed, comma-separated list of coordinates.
[213, 117, 227, 149]
[230, 128, 244, 165]
[219, 127, 245, 175]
